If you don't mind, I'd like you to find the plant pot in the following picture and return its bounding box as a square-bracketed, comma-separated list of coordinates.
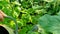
[0, 24, 14, 34]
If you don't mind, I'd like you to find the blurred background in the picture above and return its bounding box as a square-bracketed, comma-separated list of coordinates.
[0, 0, 60, 34]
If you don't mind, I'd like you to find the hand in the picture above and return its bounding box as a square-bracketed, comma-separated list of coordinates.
[0, 10, 7, 21]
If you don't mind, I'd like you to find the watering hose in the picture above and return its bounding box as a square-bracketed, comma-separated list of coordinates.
[5, 16, 18, 34]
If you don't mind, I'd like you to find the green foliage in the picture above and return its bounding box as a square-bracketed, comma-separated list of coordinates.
[38, 14, 60, 34]
[0, 0, 60, 34]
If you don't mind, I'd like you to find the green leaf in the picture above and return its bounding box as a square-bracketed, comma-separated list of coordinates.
[38, 14, 60, 34]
